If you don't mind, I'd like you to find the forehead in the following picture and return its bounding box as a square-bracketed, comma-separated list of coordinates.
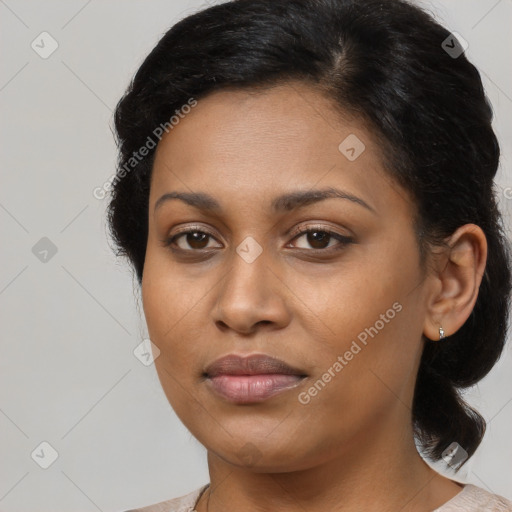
[149, 82, 409, 218]
[153, 81, 374, 164]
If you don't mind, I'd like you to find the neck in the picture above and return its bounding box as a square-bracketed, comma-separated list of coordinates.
[198, 415, 461, 512]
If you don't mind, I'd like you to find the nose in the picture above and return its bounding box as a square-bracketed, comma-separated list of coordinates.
[212, 245, 291, 335]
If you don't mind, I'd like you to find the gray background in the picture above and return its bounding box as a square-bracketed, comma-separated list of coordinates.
[0, 1, 511, 510]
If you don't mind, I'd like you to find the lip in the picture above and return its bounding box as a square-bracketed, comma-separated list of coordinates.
[204, 354, 307, 404]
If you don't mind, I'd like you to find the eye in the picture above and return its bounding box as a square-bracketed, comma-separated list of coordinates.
[162, 226, 221, 251]
[288, 225, 353, 251]
[160, 224, 353, 253]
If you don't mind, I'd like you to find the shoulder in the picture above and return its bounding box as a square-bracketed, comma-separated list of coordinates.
[434, 483, 512, 511]
[123, 484, 209, 512]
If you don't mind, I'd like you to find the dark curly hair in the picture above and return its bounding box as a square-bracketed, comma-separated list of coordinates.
[106, 0, 512, 467]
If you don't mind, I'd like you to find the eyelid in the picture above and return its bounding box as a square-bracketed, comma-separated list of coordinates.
[162, 224, 222, 248]
[162, 222, 354, 253]
[172, 224, 217, 238]
[286, 224, 353, 251]
[287, 222, 353, 240]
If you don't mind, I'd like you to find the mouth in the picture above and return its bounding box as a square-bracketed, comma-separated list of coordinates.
[203, 353, 307, 404]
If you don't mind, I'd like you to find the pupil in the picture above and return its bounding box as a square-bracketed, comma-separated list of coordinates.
[308, 231, 329, 249]
[188, 232, 208, 249]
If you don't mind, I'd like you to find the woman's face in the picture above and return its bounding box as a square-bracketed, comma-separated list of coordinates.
[142, 82, 433, 471]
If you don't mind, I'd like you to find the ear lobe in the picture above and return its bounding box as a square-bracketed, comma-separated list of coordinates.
[423, 224, 487, 341]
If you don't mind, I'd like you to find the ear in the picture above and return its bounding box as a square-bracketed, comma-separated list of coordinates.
[423, 224, 487, 341]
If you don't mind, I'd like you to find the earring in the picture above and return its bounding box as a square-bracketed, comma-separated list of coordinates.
[439, 326, 445, 340]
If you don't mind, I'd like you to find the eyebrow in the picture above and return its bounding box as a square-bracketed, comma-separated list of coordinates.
[154, 187, 376, 215]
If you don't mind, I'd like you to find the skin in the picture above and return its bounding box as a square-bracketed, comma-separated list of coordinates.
[141, 81, 487, 512]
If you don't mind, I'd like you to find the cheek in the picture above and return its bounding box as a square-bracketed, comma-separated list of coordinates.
[142, 253, 204, 338]
[296, 318, 418, 451]
[303, 263, 402, 346]
[141, 256, 212, 381]
[298, 259, 423, 414]
[142, 269, 204, 415]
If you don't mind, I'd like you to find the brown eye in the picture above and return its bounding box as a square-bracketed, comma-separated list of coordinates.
[290, 227, 353, 251]
[181, 231, 210, 250]
[162, 227, 222, 252]
[305, 231, 331, 249]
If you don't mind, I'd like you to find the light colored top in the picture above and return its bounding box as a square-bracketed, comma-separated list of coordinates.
[125, 482, 512, 511]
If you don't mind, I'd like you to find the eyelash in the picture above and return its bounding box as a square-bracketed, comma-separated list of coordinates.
[161, 224, 353, 254]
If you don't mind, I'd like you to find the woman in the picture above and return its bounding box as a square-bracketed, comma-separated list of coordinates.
[108, 0, 512, 510]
